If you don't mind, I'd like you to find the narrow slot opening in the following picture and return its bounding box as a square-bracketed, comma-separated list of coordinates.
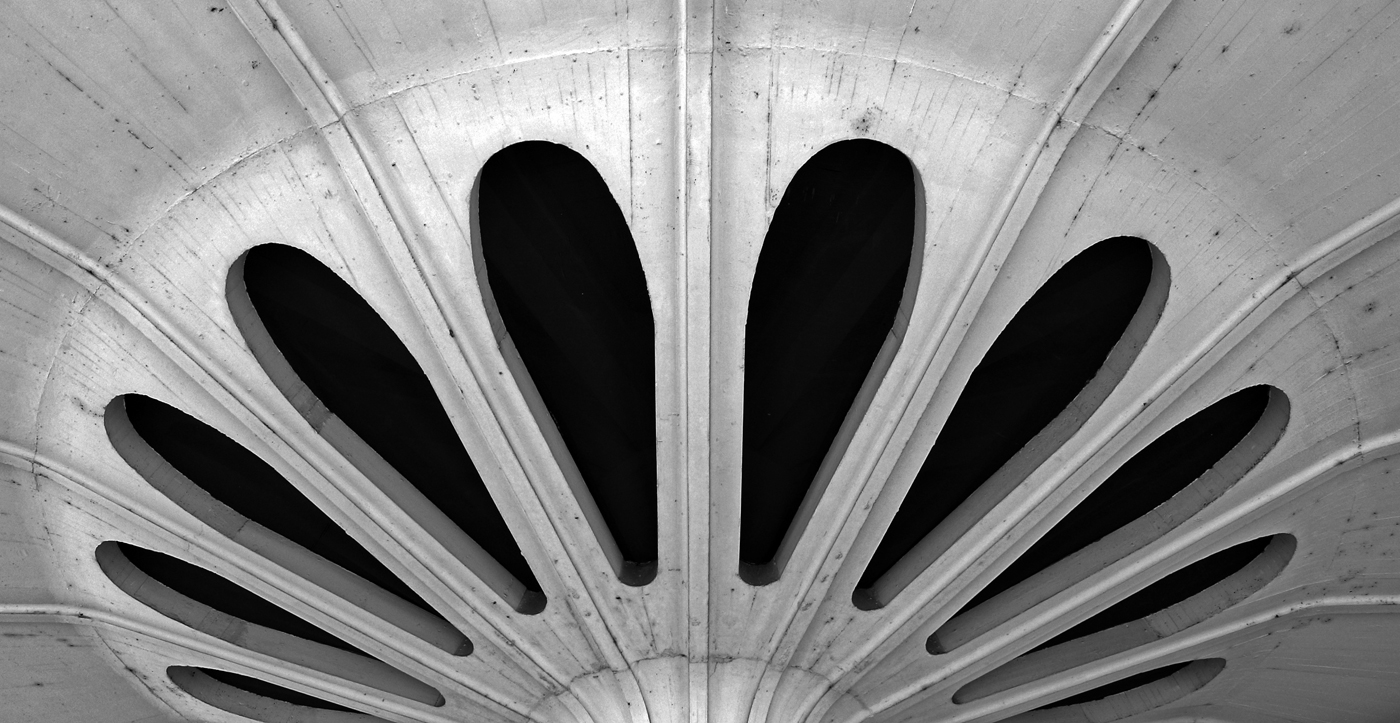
[203, 669, 360, 711]
[1051, 661, 1193, 708]
[169, 666, 388, 722]
[1038, 535, 1275, 651]
[930, 386, 1289, 654]
[106, 395, 472, 655]
[113, 541, 364, 654]
[1004, 658, 1225, 722]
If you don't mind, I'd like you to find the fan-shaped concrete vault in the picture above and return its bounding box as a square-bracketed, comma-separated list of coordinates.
[3, 1, 1400, 722]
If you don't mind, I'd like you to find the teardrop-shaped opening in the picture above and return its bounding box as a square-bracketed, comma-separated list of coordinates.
[230, 244, 543, 611]
[930, 386, 1289, 654]
[857, 238, 1165, 607]
[100, 542, 444, 707]
[169, 666, 386, 721]
[740, 139, 921, 583]
[474, 141, 657, 584]
[107, 395, 471, 656]
[1010, 659, 1225, 721]
[953, 534, 1293, 704]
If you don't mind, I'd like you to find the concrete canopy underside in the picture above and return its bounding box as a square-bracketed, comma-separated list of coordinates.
[3, 1, 1400, 722]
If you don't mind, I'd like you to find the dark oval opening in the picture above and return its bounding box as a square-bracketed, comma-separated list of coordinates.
[858, 238, 1159, 599]
[1054, 661, 1192, 708]
[118, 542, 362, 655]
[475, 141, 657, 582]
[741, 139, 919, 580]
[119, 394, 443, 624]
[965, 385, 1273, 612]
[236, 244, 541, 602]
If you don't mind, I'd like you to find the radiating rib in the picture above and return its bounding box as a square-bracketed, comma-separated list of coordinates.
[475, 141, 658, 584]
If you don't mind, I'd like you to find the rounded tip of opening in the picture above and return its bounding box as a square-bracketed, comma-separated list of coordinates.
[739, 561, 780, 587]
[925, 634, 947, 655]
[105, 393, 128, 413]
[851, 587, 882, 611]
[452, 637, 474, 657]
[619, 560, 658, 587]
[1268, 531, 1298, 556]
[516, 590, 547, 616]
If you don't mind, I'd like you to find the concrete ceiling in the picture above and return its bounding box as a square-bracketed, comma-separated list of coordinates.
[2, 0, 1400, 722]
